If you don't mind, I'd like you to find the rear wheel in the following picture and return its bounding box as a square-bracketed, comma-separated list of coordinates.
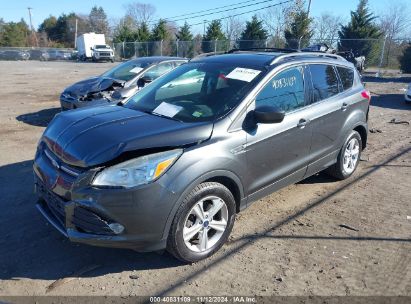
[326, 130, 362, 180]
[167, 182, 236, 263]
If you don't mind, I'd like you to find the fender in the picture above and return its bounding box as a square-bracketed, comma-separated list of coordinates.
[338, 106, 368, 149]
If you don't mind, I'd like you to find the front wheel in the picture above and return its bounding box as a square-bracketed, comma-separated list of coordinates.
[326, 130, 362, 180]
[167, 182, 236, 263]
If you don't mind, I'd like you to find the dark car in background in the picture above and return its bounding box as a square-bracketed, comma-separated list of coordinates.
[48, 50, 72, 61]
[0, 50, 30, 60]
[59, 56, 187, 110]
[28, 49, 50, 61]
[34, 49, 370, 262]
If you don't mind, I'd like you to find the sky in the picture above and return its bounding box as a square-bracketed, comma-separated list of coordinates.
[0, 0, 405, 35]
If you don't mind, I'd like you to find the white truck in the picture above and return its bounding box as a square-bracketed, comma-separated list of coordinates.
[76, 33, 114, 62]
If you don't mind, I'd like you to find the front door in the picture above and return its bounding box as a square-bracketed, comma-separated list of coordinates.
[244, 65, 312, 202]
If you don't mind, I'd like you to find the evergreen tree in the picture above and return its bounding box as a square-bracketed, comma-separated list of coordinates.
[0, 19, 30, 47]
[399, 43, 411, 73]
[338, 0, 381, 57]
[202, 20, 227, 53]
[151, 19, 170, 41]
[176, 22, 193, 41]
[284, 0, 313, 49]
[136, 22, 151, 41]
[89, 6, 109, 36]
[238, 15, 268, 49]
[176, 22, 194, 57]
[113, 16, 138, 43]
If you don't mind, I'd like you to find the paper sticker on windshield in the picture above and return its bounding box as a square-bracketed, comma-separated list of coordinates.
[226, 68, 261, 82]
[130, 67, 144, 74]
[153, 102, 182, 118]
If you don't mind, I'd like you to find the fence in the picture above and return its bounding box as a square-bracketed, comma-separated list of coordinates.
[0, 38, 409, 71]
[112, 38, 410, 70]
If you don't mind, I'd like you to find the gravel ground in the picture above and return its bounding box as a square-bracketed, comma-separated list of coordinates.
[0, 61, 410, 297]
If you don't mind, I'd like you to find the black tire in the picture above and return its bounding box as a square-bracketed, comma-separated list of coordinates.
[326, 130, 362, 180]
[167, 182, 236, 263]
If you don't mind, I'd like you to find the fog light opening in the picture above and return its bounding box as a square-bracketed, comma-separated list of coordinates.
[108, 223, 125, 234]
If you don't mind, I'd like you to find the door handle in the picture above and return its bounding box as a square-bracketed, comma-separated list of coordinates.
[297, 118, 309, 128]
[341, 103, 349, 111]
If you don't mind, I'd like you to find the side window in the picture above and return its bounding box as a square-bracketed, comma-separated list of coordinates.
[141, 62, 174, 81]
[255, 66, 305, 112]
[336, 66, 354, 91]
[309, 64, 340, 103]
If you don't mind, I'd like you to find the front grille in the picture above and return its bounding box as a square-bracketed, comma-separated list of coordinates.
[72, 207, 114, 235]
[98, 52, 111, 56]
[37, 181, 67, 226]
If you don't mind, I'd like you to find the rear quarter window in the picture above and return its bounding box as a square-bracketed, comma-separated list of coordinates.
[336, 66, 354, 91]
[309, 64, 340, 103]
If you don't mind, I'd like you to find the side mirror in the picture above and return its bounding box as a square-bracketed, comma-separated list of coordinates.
[90, 47, 93, 50]
[137, 76, 153, 88]
[253, 105, 285, 124]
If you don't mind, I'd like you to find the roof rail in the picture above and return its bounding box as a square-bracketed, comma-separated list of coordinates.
[191, 51, 226, 60]
[227, 47, 298, 54]
[270, 52, 347, 65]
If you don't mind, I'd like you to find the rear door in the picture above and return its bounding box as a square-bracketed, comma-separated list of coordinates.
[245, 65, 313, 201]
[304, 64, 354, 176]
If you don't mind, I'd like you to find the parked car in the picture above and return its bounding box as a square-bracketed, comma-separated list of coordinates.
[59, 56, 187, 110]
[34, 49, 370, 262]
[48, 50, 72, 61]
[28, 49, 50, 61]
[405, 83, 411, 104]
[338, 50, 365, 72]
[302, 43, 336, 54]
[0, 50, 30, 60]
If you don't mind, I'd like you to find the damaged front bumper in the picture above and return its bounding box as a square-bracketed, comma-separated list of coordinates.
[33, 150, 179, 251]
[60, 94, 113, 111]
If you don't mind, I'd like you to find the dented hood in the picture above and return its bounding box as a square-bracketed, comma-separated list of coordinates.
[42, 105, 213, 168]
[63, 76, 125, 99]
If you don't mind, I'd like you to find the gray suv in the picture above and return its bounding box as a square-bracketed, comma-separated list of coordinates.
[34, 49, 370, 262]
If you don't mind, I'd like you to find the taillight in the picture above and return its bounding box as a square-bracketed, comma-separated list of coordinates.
[361, 90, 371, 103]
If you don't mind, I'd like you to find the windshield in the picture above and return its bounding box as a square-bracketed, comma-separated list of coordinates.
[124, 62, 264, 123]
[101, 60, 151, 82]
[95, 45, 109, 49]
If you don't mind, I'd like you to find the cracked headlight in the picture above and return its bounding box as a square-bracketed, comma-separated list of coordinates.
[92, 149, 183, 188]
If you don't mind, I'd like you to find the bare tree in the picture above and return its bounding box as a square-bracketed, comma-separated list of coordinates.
[379, 2, 410, 39]
[379, 1, 411, 66]
[124, 2, 156, 26]
[223, 15, 244, 45]
[312, 13, 344, 45]
[259, 2, 293, 46]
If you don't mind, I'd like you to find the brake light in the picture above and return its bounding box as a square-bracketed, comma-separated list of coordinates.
[361, 90, 371, 103]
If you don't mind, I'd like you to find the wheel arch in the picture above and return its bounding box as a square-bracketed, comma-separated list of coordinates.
[162, 170, 245, 240]
[353, 124, 367, 150]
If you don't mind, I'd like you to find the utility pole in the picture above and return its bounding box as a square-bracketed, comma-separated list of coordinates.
[74, 18, 78, 48]
[27, 7, 38, 47]
[307, 0, 312, 15]
[203, 20, 207, 36]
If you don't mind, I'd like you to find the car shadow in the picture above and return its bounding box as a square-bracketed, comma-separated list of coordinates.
[362, 75, 411, 83]
[0, 160, 183, 282]
[298, 171, 336, 184]
[369, 93, 411, 111]
[16, 108, 61, 127]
